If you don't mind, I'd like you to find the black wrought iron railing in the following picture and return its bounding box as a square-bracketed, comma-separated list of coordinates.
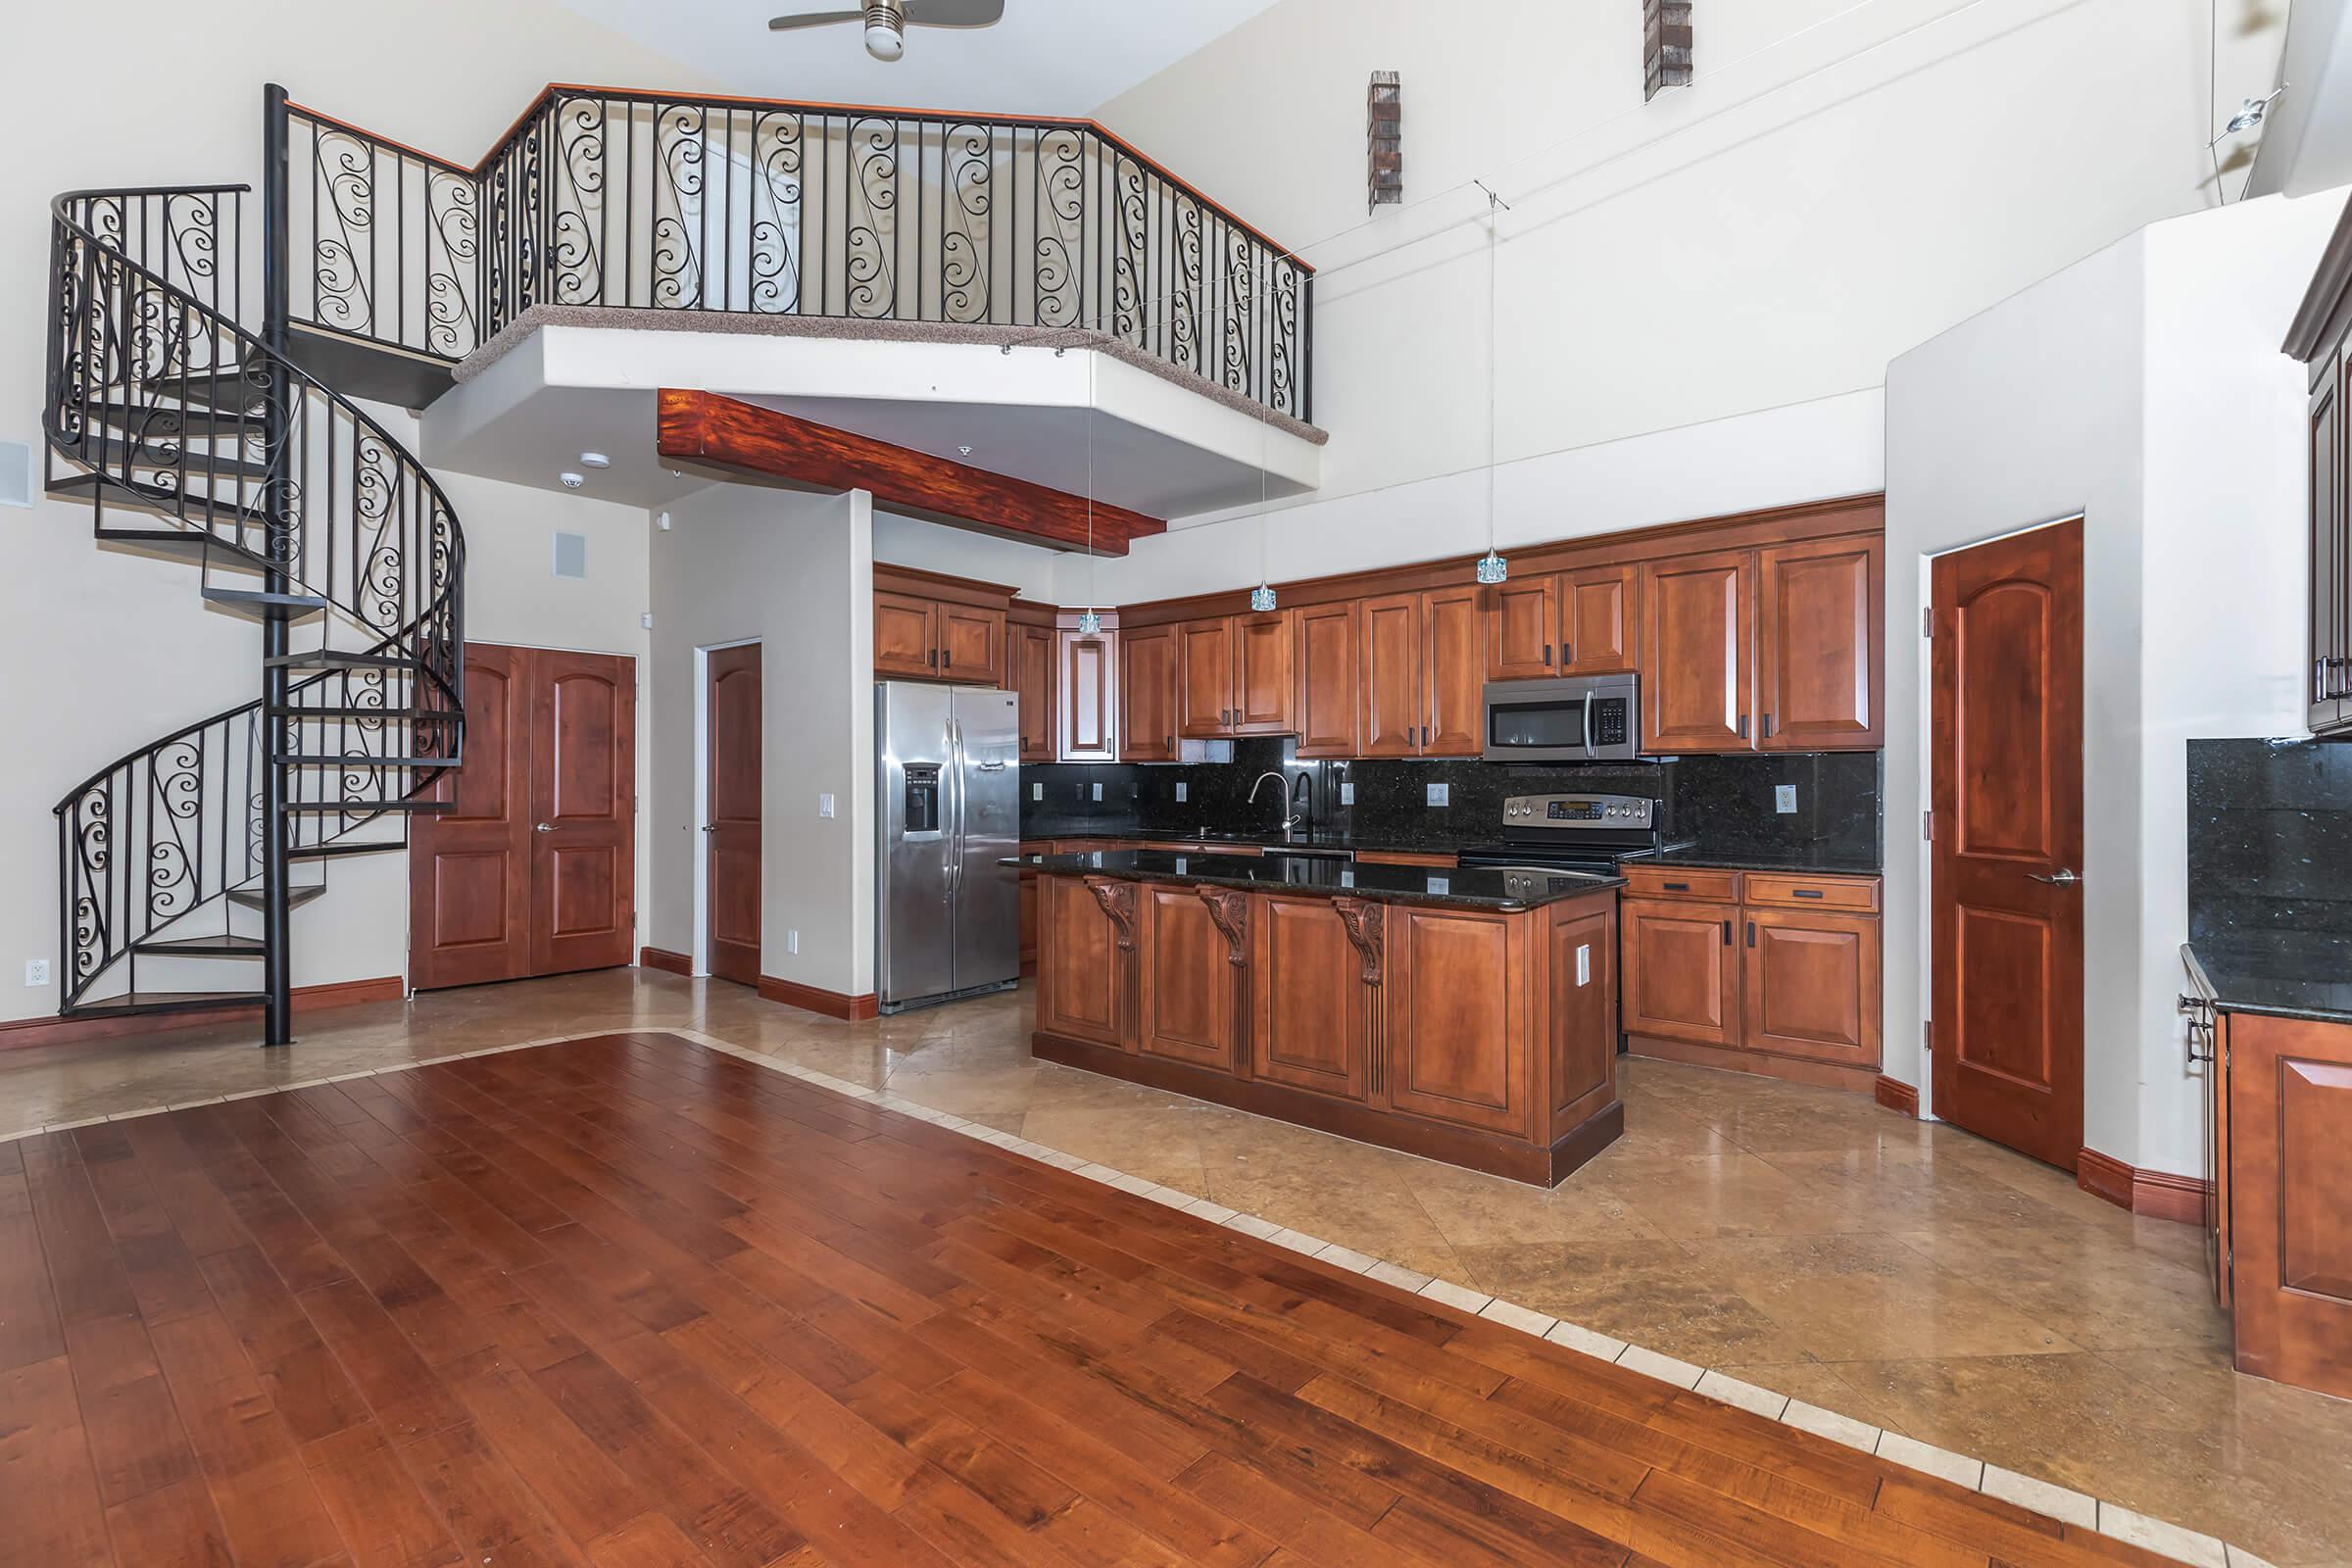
[42, 182, 464, 1011]
[281, 86, 1314, 420]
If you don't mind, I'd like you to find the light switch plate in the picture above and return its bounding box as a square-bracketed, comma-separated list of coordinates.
[1175, 782, 1188, 802]
[1576, 944, 1592, 986]
[1340, 781, 1355, 805]
[1426, 781, 1449, 808]
[1775, 785, 1797, 813]
[786, 930, 800, 955]
[817, 793, 836, 818]
[1091, 781, 1103, 802]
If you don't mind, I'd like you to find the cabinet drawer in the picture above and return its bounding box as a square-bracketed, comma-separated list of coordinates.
[1622, 865, 1740, 903]
[1742, 873, 1880, 912]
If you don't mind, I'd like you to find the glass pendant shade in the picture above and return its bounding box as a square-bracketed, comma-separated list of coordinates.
[1475, 548, 1509, 585]
[1250, 583, 1277, 612]
[1075, 607, 1102, 635]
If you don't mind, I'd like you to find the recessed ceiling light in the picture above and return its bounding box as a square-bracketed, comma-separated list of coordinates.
[579, 451, 611, 469]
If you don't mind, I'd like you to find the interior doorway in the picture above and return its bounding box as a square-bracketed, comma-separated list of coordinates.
[705, 642, 762, 987]
[1929, 517, 2085, 1170]
[409, 643, 638, 990]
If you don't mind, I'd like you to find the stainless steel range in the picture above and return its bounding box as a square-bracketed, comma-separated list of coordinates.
[1455, 793, 1662, 878]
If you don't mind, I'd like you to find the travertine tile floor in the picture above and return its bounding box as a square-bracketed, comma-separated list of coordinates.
[4, 968, 2345, 1565]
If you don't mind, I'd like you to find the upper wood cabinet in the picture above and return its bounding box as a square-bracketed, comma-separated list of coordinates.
[1175, 611, 1295, 738]
[938, 605, 1004, 684]
[1057, 626, 1117, 761]
[1759, 535, 1883, 750]
[1293, 602, 1359, 759]
[1178, 616, 1234, 738]
[1423, 587, 1485, 756]
[1121, 622, 1181, 761]
[1562, 564, 1638, 675]
[1012, 616, 1056, 761]
[1358, 592, 1426, 758]
[1358, 589, 1482, 757]
[2310, 358, 2350, 734]
[1642, 549, 1756, 753]
[871, 565, 1015, 687]
[873, 591, 942, 678]
[1486, 576, 1559, 681]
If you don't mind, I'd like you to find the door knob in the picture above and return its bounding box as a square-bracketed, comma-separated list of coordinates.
[2027, 867, 2081, 885]
[701, 824, 717, 833]
[535, 822, 554, 833]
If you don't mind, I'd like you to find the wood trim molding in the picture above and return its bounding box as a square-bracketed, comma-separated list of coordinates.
[0, 975, 405, 1054]
[873, 562, 1022, 609]
[638, 947, 693, 977]
[1873, 1075, 1919, 1117]
[1625, 1034, 1879, 1096]
[1009, 598, 1061, 628]
[1113, 492, 1886, 628]
[758, 974, 880, 1022]
[2284, 190, 2352, 362]
[2077, 1147, 2207, 1224]
[659, 390, 1164, 555]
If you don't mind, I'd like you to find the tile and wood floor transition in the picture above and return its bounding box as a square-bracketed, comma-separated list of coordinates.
[0, 972, 2342, 1567]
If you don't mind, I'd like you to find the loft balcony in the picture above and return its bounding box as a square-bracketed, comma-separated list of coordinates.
[276, 86, 1325, 526]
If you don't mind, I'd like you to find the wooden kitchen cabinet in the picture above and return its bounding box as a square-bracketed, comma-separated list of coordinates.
[1293, 601, 1359, 759]
[1012, 618, 1056, 761]
[1358, 588, 1483, 757]
[1016, 863, 1039, 974]
[2309, 357, 2349, 733]
[1250, 894, 1370, 1101]
[1621, 899, 1741, 1048]
[1120, 623, 1181, 761]
[1642, 549, 1756, 753]
[1759, 535, 1882, 750]
[873, 591, 942, 678]
[1486, 575, 1559, 681]
[1740, 906, 1882, 1069]
[938, 604, 1004, 684]
[1138, 885, 1243, 1073]
[1057, 625, 1118, 761]
[1562, 564, 1639, 675]
[1036, 874, 1132, 1051]
[1423, 586, 1486, 755]
[1179, 611, 1294, 737]
[872, 565, 1016, 686]
[1358, 592, 1425, 758]
[1385, 905, 1530, 1135]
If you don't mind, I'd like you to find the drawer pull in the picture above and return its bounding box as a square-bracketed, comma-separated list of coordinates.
[1663, 881, 1690, 892]
[1792, 888, 1824, 899]
[1721, 919, 1732, 945]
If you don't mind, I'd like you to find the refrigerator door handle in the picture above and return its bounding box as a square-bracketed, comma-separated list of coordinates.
[948, 716, 965, 895]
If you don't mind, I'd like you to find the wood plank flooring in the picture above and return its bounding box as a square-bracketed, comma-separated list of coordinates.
[0, 1031, 2187, 1568]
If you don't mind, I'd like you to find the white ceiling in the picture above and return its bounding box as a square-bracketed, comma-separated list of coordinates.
[556, 0, 1282, 117]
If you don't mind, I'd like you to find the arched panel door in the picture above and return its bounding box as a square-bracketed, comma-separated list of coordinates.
[529, 652, 637, 977]
[409, 644, 530, 989]
[707, 645, 762, 987]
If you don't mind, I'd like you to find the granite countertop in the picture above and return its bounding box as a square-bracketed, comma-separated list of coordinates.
[2183, 936, 2352, 1026]
[1021, 826, 1459, 858]
[1009, 848, 1623, 912]
[1625, 844, 1884, 876]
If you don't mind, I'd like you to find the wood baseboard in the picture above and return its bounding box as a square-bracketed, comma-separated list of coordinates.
[758, 974, 879, 1021]
[1625, 1034, 1879, 1096]
[638, 946, 693, 977]
[0, 974, 406, 1053]
[1874, 1075, 1920, 1117]
[2078, 1147, 2207, 1224]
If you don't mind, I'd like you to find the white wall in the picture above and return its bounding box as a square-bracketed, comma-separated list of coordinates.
[648, 483, 875, 998]
[1885, 188, 2338, 1175]
[0, 0, 706, 1022]
[872, 510, 1061, 601]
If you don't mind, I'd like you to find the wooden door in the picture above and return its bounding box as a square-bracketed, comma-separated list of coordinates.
[1421, 587, 1487, 757]
[1759, 534, 1883, 750]
[1385, 906, 1528, 1135]
[1485, 576, 1558, 681]
[1250, 896, 1366, 1100]
[1740, 908, 1881, 1068]
[1358, 593, 1424, 758]
[1137, 885, 1239, 1072]
[1057, 628, 1116, 761]
[1561, 565, 1637, 674]
[1178, 616, 1235, 737]
[528, 650, 637, 977]
[1231, 611, 1295, 733]
[1013, 622, 1056, 761]
[938, 604, 1004, 685]
[2310, 365, 2345, 733]
[1642, 550, 1755, 753]
[409, 643, 531, 989]
[1038, 874, 1131, 1050]
[705, 644, 761, 988]
[1293, 602, 1359, 759]
[2227, 1011, 2352, 1400]
[1932, 518, 2084, 1171]
[1120, 624, 1180, 760]
[1620, 899, 1739, 1047]
[873, 591, 939, 677]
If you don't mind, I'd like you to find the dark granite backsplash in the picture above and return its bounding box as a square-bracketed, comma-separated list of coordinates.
[1023, 744, 1881, 864]
[2188, 739, 2352, 947]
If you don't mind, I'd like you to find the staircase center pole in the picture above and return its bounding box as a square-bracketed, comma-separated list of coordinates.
[260, 83, 294, 1048]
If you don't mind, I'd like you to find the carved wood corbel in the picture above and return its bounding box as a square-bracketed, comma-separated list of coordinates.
[1198, 885, 1253, 1070]
[1334, 897, 1386, 1100]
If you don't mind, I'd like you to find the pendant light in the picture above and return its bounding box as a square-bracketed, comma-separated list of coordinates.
[1474, 180, 1510, 586]
[1250, 347, 1277, 612]
[1076, 348, 1102, 635]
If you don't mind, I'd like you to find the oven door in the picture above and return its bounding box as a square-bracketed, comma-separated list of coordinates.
[1481, 677, 1639, 761]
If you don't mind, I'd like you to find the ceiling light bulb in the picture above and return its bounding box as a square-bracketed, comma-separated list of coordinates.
[579, 452, 611, 469]
[864, 19, 905, 59]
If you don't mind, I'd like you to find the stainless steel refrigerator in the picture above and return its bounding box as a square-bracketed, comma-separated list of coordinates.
[875, 681, 1020, 1012]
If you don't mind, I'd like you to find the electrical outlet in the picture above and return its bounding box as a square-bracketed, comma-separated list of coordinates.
[1575, 944, 1592, 987]
[1175, 781, 1188, 803]
[1032, 782, 1043, 801]
[817, 793, 836, 818]
[1775, 784, 1797, 813]
[1426, 781, 1449, 808]
[24, 958, 51, 988]
[1091, 782, 1103, 802]
[1340, 781, 1355, 806]
[786, 929, 800, 956]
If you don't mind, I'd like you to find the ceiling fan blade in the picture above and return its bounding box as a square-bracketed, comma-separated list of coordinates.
[904, 0, 1006, 27]
[767, 8, 864, 30]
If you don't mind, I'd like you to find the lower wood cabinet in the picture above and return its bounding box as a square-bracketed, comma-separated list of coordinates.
[1620, 866, 1882, 1087]
[1139, 885, 1242, 1072]
[1035, 873, 1130, 1050]
[1384, 905, 1527, 1135]
[1250, 895, 1369, 1100]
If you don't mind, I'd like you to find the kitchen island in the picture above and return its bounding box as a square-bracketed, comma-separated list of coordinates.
[1021, 848, 1624, 1185]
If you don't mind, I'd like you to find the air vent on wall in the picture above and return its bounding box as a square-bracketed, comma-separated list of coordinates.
[553, 530, 588, 579]
[0, 440, 31, 508]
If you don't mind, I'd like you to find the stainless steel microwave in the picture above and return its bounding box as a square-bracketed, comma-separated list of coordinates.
[1482, 673, 1640, 762]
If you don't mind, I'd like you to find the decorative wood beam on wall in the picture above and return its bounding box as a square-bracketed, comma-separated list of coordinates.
[655, 389, 1165, 557]
[1644, 0, 1691, 101]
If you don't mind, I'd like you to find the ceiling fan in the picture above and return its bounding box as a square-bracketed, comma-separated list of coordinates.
[768, 0, 1006, 62]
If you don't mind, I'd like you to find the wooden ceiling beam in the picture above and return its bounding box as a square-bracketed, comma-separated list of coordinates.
[656, 389, 1163, 557]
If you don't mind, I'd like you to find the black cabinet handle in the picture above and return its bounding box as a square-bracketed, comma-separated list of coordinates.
[1746, 920, 1756, 948]
[1563, 642, 1574, 665]
[1763, 712, 1773, 739]
[1721, 919, 1732, 945]
[1543, 643, 1552, 666]
[1664, 881, 1690, 892]
[1792, 888, 1824, 899]
[929, 648, 939, 667]
[1737, 713, 1748, 739]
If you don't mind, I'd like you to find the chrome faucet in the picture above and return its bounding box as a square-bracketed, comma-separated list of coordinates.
[1247, 769, 1298, 831]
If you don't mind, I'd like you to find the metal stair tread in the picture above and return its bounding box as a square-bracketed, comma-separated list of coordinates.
[289, 839, 407, 859]
[226, 885, 326, 911]
[130, 934, 268, 957]
[283, 800, 453, 813]
[270, 706, 436, 719]
[203, 585, 328, 617]
[267, 650, 416, 671]
[275, 754, 459, 767]
[78, 401, 267, 439]
[72, 433, 273, 481]
[68, 991, 267, 1020]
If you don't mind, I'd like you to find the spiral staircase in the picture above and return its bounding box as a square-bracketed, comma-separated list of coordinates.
[41, 148, 466, 1044]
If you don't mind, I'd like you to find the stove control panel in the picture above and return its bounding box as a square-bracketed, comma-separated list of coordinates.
[1500, 793, 1652, 827]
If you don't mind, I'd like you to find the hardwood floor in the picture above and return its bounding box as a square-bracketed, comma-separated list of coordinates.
[2, 1031, 2187, 1568]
